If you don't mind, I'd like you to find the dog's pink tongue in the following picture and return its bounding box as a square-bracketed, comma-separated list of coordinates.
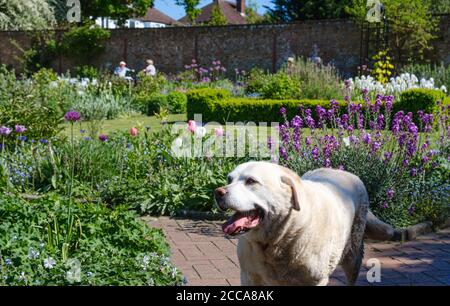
[222, 213, 260, 235]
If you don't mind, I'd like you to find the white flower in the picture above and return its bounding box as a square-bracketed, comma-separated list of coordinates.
[28, 248, 40, 260]
[195, 127, 207, 138]
[173, 137, 183, 148]
[342, 137, 350, 147]
[440, 85, 447, 93]
[43, 257, 56, 269]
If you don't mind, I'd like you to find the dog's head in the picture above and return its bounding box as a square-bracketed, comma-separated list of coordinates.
[214, 161, 302, 237]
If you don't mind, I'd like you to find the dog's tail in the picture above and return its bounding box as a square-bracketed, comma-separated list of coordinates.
[365, 211, 403, 241]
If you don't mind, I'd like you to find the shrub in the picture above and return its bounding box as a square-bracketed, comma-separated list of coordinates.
[74, 65, 99, 79]
[186, 88, 231, 120]
[141, 93, 168, 116]
[60, 24, 111, 64]
[245, 70, 302, 100]
[395, 89, 447, 119]
[282, 57, 344, 100]
[0, 194, 183, 285]
[0, 66, 68, 141]
[167, 91, 187, 114]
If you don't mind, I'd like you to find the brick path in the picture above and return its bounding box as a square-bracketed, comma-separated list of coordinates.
[148, 217, 450, 286]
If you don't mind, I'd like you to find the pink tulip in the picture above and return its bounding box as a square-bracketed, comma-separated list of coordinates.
[214, 127, 224, 137]
[188, 120, 196, 133]
[130, 127, 138, 137]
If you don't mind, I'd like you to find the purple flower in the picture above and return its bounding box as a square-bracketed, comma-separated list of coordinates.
[371, 141, 381, 152]
[311, 146, 319, 160]
[280, 146, 288, 161]
[64, 111, 81, 122]
[403, 159, 410, 167]
[376, 114, 384, 130]
[387, 189, 395, 200]
[362, 133, 372, 145]
[384, 95, 394, 112]
[305, 116, 315, 129]
[39, 139, 48, 144]
[324, 158, 331, 168]
[344, 79, 351, 88]
[279, 107, 287, 115]
[18, 136, 27, 142]
[410, 168, 418, 177]
[99, 134, 108, 142]
[408, 206, 415, 215]
[0, 126, 12, 136]
[290, 116, 303, 128]
[305, 137, 312, 146]
[338, 165, 345, 171]
[382, 202, 389, 210]
[384, 151, 393, 163]
[15, 125, 26, 133]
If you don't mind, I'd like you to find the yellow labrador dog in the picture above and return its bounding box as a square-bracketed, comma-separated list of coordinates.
[214, 161, 395, 286]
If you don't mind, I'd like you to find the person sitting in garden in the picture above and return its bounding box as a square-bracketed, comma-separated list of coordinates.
[114, 61, 133, 81]
[143, 59, 156, 77]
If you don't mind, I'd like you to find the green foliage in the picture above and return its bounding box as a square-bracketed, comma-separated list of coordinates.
[60, 24, 111, 64]
[281, 57, 343, 99]
[396, 88, 447, 117]
[187, 88, 342, 123]
[176, 0, 201, 24]
[207, 5, 228, 26]
[347, 0, 439, 65]
[0, 0, 56, 30]
[81, 0, 154, 26]
[267, 0, 352, 22]
[74, 65, 100, 79]
[0, 194, 182, 285]
[372, 50, 395, 84]
[245, 70, 302, 100]
[167, 91, 188, 114]
[0, 66, 69, 141]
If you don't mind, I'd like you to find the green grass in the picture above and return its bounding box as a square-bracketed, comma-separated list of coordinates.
[60, 114, 187, 138]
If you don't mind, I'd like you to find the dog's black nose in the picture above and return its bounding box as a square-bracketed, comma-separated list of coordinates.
[215, 187, 227, 198]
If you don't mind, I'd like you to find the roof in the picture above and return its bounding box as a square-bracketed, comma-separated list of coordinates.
[178, 0, 247, 25]
[137, 7, 183, 26]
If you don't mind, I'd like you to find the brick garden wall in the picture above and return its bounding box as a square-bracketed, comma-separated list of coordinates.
[0, 15, 449, 77]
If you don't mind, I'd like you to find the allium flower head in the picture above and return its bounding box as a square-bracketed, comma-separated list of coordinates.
[64, 111, 81, 122]
[15, 125, 26, 133]
[0, 126, 12, 136]
[99, 134, 108, 142]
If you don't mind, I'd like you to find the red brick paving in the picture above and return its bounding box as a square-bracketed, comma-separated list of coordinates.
[148, 217, 450, 286]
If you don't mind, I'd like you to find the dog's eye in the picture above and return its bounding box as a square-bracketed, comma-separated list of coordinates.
[245, 178, 258, 185]
[227, 176, 233, 184]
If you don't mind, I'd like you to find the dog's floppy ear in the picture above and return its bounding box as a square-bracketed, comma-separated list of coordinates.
[281, 174, 302, 211]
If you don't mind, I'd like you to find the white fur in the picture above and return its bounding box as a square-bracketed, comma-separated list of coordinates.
[220, 162, 369, 286]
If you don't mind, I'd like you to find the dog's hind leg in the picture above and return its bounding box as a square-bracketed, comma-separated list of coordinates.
[341, 240, 364, 286]
[341, 204, 367, 286]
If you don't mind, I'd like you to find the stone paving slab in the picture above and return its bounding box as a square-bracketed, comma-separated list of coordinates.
[148, 217, 450, 286]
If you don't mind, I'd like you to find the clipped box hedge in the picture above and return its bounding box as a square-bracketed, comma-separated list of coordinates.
[187, 88, 448, 124]
[187, 89, 345, 123]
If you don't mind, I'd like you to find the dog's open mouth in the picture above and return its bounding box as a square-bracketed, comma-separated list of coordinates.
[222, 207, 263, 236]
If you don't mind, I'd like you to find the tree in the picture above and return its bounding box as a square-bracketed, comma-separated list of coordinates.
[176, 0, 201, 24]
[267, 0, 352, 22]
[0, 0, 56, 30]
[347, 0, 439, 65]
[80, 0, 154, 26]
[246, 0, 266, 24]
[430, 0, 450, 13]
[207, 5, 228, 26]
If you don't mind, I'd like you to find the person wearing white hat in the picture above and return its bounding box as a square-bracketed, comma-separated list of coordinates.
[114, 61, 132, 79]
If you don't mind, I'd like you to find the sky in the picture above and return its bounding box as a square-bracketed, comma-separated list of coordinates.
[154, 0, 274, 20]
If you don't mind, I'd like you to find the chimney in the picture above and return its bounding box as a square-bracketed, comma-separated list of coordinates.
[237, 0, 245, 15]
